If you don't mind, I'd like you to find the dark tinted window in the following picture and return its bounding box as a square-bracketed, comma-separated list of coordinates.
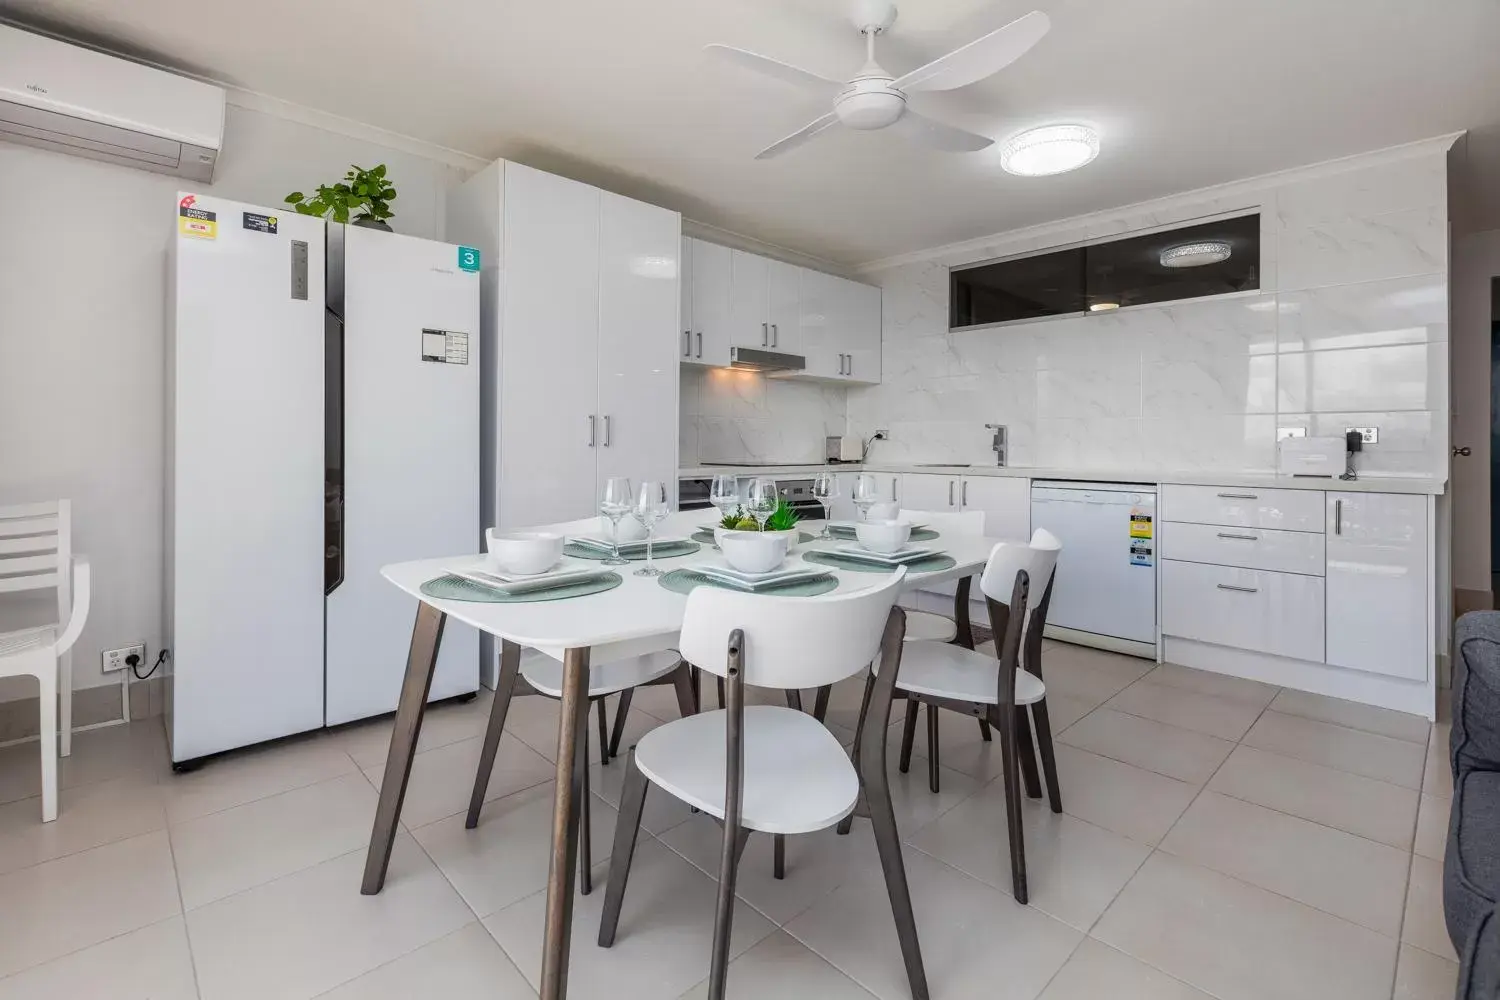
[1085, 214, 1259, 310]
[950, 247, 1084, 328]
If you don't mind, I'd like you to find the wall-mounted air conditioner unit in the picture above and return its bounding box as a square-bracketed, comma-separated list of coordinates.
[0, 23, 224, 181]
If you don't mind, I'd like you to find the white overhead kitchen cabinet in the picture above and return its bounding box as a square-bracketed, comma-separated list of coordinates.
[680, 236, 881, 384]
[448, 161, 681, 533]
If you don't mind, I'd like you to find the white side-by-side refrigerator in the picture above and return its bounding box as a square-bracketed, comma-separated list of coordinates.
[167, 193, 479, 765]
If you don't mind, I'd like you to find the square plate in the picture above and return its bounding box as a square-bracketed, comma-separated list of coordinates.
[568, 534, 687, 554]
[833, 543, 942, 565]
[691, 561, 833, 591]
[828, 520, 926, 534]
[446, 563, 609, 595]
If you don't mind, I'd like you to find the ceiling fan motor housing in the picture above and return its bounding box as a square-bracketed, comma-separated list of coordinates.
[835, 77, 906, 129]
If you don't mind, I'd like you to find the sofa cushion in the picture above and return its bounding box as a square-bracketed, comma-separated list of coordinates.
[1458, 904, 1500, 1000]
[1451, 770, 1500, 942]
[1454, 613, 1500, 773]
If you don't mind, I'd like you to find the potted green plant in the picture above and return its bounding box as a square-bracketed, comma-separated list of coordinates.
[715, 500, 802, 551]
[285, 164, 397, 230]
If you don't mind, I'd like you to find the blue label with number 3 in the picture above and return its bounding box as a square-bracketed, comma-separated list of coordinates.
[458, 246, 481, 272]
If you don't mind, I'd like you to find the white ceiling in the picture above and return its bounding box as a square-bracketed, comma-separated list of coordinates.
[5, 0, 1500, 265]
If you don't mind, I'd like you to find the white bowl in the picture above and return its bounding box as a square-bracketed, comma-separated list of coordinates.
[485, 530, 564, 575]
[855, 519, 912, 554]
[867, 501, 900, 521]
[611, 516, 647, 543]
[718, 530, 788, 574]
[715, 526, 799, 552]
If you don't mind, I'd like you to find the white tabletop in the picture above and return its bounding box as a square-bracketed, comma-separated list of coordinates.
[381, 511, 1006, 662]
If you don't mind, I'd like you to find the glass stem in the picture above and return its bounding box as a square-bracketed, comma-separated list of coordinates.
[646, 526, 654, 571]
[610, 516, 620, 562]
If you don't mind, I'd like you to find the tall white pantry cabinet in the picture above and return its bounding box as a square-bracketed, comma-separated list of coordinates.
[446, 160, 681, 534]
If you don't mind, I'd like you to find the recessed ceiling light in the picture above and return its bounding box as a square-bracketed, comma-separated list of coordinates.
[1088, 301, 1119, 312]
[1000, 124, 1100, 176]
[1160, 241, 1232, 268]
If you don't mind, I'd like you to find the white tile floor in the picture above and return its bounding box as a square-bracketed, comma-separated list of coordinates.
[0, 641, 1459, 1000]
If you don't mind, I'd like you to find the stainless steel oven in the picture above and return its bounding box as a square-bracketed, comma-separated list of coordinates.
[677, 477, 713, 512]
[775, 478, 826, 520]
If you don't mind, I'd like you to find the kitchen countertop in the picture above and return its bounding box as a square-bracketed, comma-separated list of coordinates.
[679, 463, 1446, 495]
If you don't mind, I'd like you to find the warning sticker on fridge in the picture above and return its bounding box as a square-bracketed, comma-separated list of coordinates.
[421, 329, 469, 365]
[1130, 539, 1154, 567]
[178, 204, 217, 240]
[242, 212, 278, 234]
[1129, 511, 1153, 539]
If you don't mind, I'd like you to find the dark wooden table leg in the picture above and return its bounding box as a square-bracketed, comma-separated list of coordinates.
[361, 602, 446, 894]
[812, 684, 831, 723]
[540, 646, 591, 1000]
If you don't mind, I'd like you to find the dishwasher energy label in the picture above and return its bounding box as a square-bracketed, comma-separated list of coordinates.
[1129, 509, 1154, 567]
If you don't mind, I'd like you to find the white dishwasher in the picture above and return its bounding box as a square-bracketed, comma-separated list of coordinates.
[1030, 481, 1157, 658]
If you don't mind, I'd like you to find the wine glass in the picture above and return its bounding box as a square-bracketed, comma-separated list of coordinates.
[709, 474, 740, 526]
[852, 473, 881, 522]
[631, 481, 670, 577]
[747, 479, 779, 532]
[812, 471, 839, 538]
[599, 477, 633, 566]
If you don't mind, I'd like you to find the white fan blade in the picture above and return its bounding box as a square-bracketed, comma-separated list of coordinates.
[890, 109, 993, 153]
[755, 112, 842, 159]
[893, 10, 1050, 92]
[705, 44, 842, 97]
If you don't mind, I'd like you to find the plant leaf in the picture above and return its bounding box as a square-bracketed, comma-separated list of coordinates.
[285, 191, 304, 203]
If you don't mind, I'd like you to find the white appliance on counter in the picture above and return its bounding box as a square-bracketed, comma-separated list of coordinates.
[1030, 481, 1158, 658]
[167, 193, 480, 765]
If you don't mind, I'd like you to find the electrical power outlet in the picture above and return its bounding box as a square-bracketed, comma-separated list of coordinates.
[102, 643, 145, 674]
[1346, 426, 1379, 444]
[873, 429, 888, 439]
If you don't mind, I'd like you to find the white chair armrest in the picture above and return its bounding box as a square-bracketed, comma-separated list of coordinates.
[54, 555, 90, 655]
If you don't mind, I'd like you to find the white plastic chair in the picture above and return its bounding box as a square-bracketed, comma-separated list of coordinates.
[0, 500, 91, 822]
[597, 569, 931, 1000]
[864, 528, 1061, 904]
[898, 509, 987, 644]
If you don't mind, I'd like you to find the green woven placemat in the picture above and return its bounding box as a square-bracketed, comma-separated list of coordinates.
[657, 568, 839, 596]
[563, 539, 700, 562]
[690, 529, 817, 545]
[802, 550, 958, 574]
[828, 525, 940, 542]
[420, 572, 622, 603]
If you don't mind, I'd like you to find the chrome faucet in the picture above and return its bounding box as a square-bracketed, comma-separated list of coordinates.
[985, 424, 1007, 467]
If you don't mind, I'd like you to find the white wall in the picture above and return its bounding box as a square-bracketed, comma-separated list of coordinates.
[850, 148, 1452, 478]
[0, 102, 470, 697]
[679, 367, 847, 466]
[1449, 228, 1500, 596]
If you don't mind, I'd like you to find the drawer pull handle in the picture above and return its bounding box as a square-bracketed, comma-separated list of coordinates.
[1216, 583, 1260, 594]
[1217, 532, 1258, 541]
[1217, 492, 1259, 500]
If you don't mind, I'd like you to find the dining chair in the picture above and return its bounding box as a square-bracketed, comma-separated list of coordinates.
[0, 500, 91, 822]
[467, 515, 697, 895]
[598, 570, 931, 1000]
[854, 530, 1059, 904]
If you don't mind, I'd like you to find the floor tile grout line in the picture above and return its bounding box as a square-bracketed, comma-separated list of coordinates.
[163, 819, 206, 999]
[0, 910, 193, 992]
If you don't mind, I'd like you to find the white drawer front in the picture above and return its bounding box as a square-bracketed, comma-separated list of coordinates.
[1161, 521, 1326, 576]
[1162, 559, 1325, 662]
[1161, 484, 1325, 533]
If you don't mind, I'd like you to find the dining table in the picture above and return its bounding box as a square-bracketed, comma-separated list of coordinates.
[360, 509, 1006, 999]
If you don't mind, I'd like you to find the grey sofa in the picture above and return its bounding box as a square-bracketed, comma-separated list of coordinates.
[1448, 612, 1500, 998]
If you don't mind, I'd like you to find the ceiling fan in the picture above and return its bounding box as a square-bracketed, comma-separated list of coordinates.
[706, 0, 1050, 159]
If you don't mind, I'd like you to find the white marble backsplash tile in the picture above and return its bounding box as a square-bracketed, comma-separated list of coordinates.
[1277, 274, 1448, 352]
[1278, 207, 1447, 291]
[681, 367, 847, 465]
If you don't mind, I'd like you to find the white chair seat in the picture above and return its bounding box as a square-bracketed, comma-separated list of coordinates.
[894, 642, 1046, 706]
[519, 648, 681, 699]
[902, 610, 958, 643]
[634, 705, 858, 835]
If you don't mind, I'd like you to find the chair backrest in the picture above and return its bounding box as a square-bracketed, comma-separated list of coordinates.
[0, 501, 71, 618]
[679, 568, 907, 688]
[901, 509, 986, 535]
[979, 529, 1061, 682]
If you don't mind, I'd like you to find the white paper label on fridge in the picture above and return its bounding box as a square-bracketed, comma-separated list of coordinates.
[420, 329, 469, 365]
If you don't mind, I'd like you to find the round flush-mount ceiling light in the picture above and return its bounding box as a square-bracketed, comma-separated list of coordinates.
[1160, 241, 1232, 268]
[1000, 124, 1100, 176]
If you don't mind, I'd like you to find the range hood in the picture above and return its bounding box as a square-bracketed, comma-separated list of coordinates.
[729, 346, 805, 373]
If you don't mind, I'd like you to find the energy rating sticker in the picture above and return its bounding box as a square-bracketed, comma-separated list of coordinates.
[1129, 510, 1153, 539]
[178, 195, 216, 240]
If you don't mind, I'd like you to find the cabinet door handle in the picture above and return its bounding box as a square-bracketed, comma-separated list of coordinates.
[1217, 532, 1258, 541]
[696, 332, 702, 358]
[1216, 583, 1259, 594]
[962, 480, 969, 506]
[603, 415, 612, 447]
[771, 323, 778, 347]
[1217, 492, 1258, 500]
[684, 330, 691, 357]
[762, 322, 768, 347]
[1334, 498, 1342, 535]
[587, 414, 596, 448]
[948, 481, 954, 506]
[847, 355, 853, 377]
[891, 477, 898, 500]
